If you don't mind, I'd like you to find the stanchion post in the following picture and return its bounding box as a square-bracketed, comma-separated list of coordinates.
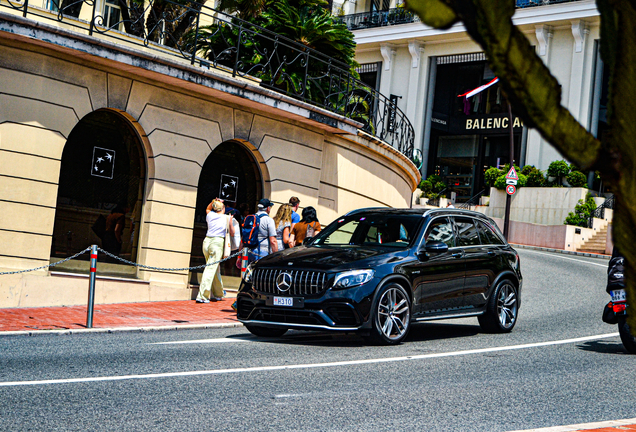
[87, 244, 98, 328]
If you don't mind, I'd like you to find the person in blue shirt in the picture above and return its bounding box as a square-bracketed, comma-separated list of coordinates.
[289, 196, 300, 230]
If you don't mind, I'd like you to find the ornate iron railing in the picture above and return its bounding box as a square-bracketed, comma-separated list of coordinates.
[587, 195, 615, 229]
[337, 1, 585, 31]
[1, 0, 416, 161]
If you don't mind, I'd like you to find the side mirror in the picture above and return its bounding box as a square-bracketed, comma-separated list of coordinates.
[303, 236, 314, 246]
[417, 241, 448, 260]
[425, 241, 449, 253]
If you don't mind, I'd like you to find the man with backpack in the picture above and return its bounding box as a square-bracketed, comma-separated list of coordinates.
[243, 198, 278, 263]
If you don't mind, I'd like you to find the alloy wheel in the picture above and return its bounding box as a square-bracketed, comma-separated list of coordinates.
[377, 286, 410, 340]
[497, 283, 517, 329]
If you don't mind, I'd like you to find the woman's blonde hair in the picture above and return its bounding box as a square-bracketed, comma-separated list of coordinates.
[211, 199, 224, 213]
[273, 203, 293, 227]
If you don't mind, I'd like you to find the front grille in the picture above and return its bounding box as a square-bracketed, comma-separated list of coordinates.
[253, 268, 328, 296]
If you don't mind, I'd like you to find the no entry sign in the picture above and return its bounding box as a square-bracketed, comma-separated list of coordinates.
[506, 184, 516, 195]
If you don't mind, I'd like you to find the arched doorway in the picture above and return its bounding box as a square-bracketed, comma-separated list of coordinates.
[51, 109, 146, 276]
[189, 140, 263, 283]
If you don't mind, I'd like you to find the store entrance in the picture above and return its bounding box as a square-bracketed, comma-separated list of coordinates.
[188, 141, 262, 284]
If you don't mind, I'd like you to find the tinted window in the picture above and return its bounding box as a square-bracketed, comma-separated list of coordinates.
[454, 217, 480, 246]
[315, 213, 421, 248]
[424, 217, 455, 247]
[477, 220, 505, 245]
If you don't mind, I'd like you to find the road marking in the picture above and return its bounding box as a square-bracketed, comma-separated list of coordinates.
[519, 250, 609, 268]
[0, 333, 619, 387]
[149, 337, 254, 345]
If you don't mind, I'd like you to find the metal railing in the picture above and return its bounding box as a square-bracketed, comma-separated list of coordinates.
[1, 0, 416, 161]
[587, 195, 615, 229]
[337, 1, 585, 31]
[456, 189, 486, 209]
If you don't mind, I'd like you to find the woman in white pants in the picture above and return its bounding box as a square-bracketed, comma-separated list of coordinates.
[196, 199, 235, 303]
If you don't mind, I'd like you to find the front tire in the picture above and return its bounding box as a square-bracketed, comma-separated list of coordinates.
[479, 279, 518, 333]
[368, 283, 411, 345]
[245, 324, 288, 338]
[618, 317, 636, 354]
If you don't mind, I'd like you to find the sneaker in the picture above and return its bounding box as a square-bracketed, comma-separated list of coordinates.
[196, 298, 210, 304]
[213, 297, 224, 301]
[231, 301, 238, 312]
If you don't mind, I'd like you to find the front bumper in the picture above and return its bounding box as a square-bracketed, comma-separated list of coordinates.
[236, 279, 380, 331]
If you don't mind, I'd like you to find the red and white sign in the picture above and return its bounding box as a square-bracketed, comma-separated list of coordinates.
[505, 166, 519, 181]
[506, 184, 516, 195]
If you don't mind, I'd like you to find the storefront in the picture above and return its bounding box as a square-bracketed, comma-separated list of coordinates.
[426, 55, 526, 201]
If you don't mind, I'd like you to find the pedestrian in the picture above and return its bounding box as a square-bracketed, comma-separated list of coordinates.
[289, 196, 301, 230]
[248, 198, 278, 262]
[196, 198, 235, 303]
[446, 202, 455, 208]
[289, 206, 321, 247]
[103, 206, 126, 260]
[273, 203, 293, 250]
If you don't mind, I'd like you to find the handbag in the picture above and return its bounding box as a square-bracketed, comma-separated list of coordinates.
[223, 215, 232, 259]
[230, 218, 241, 250]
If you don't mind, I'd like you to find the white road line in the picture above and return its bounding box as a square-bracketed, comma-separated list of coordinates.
[0, 333, 619, 387]
[149, 337, 254, 345]
[519, 249, 609, 268]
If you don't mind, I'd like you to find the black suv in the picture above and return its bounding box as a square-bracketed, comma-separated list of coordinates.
[237, 208, 522, 345]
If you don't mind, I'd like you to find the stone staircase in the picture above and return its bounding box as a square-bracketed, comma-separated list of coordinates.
[577, 224, 610, 254]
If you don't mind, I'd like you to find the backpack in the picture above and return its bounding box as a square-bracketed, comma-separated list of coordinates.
[241, 214, 263, 250]
[306, 222, 317, 238]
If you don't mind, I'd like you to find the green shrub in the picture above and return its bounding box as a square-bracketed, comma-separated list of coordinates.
[526, 169, 544, 187]
[426, 174, 442, 185]
[433, 181, 446, 193]
[419, 180, 433, 193]
[518, 173, 528, 187]
[566, 171, 588, 188]
[484, 167, 503, 187]
[521, 165, 535, 176]
[494, 175, 506, 190]
[564, 193, 597, 227]
[547, 160, 569, 186]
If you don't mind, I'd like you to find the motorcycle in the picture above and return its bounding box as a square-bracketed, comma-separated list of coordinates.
[604, 288, 636, 354]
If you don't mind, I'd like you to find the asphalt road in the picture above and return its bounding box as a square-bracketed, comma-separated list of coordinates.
[1, 249, 634, 432]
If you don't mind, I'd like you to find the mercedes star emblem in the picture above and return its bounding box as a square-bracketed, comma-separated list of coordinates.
[276, 272, 293, 292]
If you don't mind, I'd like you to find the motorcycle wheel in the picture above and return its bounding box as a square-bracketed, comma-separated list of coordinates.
[618, 317, 636, 354]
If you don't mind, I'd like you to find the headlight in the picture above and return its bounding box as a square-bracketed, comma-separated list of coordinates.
[332, 269, 374, 289]
[243, 262, 256, 283]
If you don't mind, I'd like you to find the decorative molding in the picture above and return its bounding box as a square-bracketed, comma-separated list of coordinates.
[408, 40, 424, 68]
[571, 20, 588, 53]
[380, 43, 396, 71]
[535, 25, 553, 56]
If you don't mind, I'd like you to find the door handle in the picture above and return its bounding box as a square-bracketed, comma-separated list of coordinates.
[487, 251, 496, 257]
[451, 252, 463, 258]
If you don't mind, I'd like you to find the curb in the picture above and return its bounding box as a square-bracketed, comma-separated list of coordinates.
[0, 322, 244, 337]
[508, 417, 636, 431]
[511, 243, 611, 260]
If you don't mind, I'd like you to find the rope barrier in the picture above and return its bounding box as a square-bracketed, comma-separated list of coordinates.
[0, 234, 273, 275]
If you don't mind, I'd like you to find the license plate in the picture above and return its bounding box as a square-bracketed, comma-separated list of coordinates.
[611, 289, 626, 303]
[273, 297, 294, 307]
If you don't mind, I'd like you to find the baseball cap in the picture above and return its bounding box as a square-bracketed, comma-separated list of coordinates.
[258, 198, 274, 208]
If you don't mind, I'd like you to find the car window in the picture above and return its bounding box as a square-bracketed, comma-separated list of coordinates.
[315, 213, 420, 248]
[454, 217, 480, 246]
[476, 220, 505, 245]
[424, 217, 455, 248]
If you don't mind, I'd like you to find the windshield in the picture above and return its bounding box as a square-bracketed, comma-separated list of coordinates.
[313, 213, 422, 248]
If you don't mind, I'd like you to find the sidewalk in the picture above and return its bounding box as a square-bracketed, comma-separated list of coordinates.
[0, 294, 241, 335]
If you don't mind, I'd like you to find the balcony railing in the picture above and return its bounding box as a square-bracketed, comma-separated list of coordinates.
[337, 0, 585, 31]
[1, 0, 416, 162]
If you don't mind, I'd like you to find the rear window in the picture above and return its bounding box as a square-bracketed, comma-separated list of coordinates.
[476, 220, 505, 245]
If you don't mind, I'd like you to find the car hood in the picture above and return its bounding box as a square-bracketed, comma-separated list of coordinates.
[254, 245, 405, 271]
